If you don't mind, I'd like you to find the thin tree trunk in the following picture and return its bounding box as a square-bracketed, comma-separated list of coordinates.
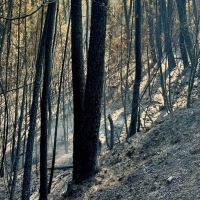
[160, 0, 176, 71]
[123, 0, 133, 39]
[129, 0, 142, 137]
[40, 1, 57, 199]
[62, 89, 68, 154]
[47, 92, 52, 150]
[155, 0, 169, 110]
[147, 7, 157, 64]
[147, 45, 152, 101]
[48, 12, 70, 193]
[11, 0, 21, 172]
[179, 29, 189, 68]
[123, 0, 133, 137]
[176, 0, 194, 64]
[103, 68, 114, 150]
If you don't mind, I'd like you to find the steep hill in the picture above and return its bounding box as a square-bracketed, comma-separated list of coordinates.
[58, 101, 200, 200]
[0, 58, 199, 200]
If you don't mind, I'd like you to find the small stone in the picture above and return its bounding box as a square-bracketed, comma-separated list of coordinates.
[166, 176, 174, 183]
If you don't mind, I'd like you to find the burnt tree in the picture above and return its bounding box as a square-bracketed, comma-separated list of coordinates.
[71, 0, 85, 182]
[129, 0, 142, 137]
[71, 0, 108, 183]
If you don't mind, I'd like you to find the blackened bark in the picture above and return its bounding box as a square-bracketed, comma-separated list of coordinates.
[74, 0, 108, 183]
[129, 0, 142, 137]
[71, 0, 85, 182]
[160, 0, 176, 71]
[105, 114, 114, 150]
[47, 93, 52, 149]
[176, 0, 194, 63]
[179, 30, 189, 68]
[155, 5, 162, 56]
[155, 0, 168, 110]
[21, 6, 51, 200]
[147, 0, 157, 64]
[40, 2, 57, 200]
[123, 0, 133, 39]
[148, 17, 156, 64]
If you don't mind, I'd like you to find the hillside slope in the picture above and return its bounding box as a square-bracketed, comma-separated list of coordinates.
[59, 101, 200, 200]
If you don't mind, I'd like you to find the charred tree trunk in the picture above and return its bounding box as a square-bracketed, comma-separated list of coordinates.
[129, 0, 142, 137]
[71, 0, 85, 182]
[73, 0, 108, 183]
[147, 8, 157, 64]
[179, 30, 189, 68]
[40, 1, 57, 199]
[160, 0, 176, 71]
[176, 0, 194, 64]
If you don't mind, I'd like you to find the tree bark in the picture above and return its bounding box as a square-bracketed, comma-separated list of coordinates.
[147, 10, 157, 64]
[40, 1, 57, 199]
[176, 0, 194, 64]
[71, 0, 85, 182]
[160, 0, 176, 71]
[179, 30, 189, 68]
[73, 0, 108, 183]
[129, 0, 142, 137]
